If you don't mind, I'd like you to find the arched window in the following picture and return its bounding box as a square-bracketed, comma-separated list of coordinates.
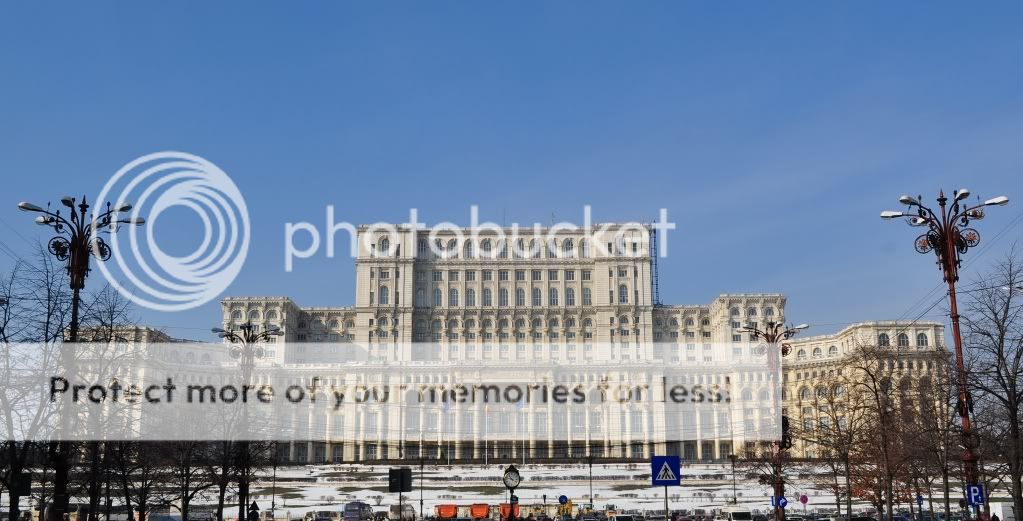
[730, 307, 740, 316]
[516, 288, 526, 306]
[618, 284, 629, 304]
[482, 288, 492, 306]
[464, 319, 475, 329]
[418, 239, 428, 257]
[265, 310, 278, 321]
[447, 239, 458, 258]
[432, 288, 442, 306]
[231, 310, 242, 320]
[482, 319, 492, 329]
[834, 385, 845, 397]
[499, 288, 509, 307]
[828, 345, 838, 356]
[481, 239, 492, 258]
[799, 387, 811, 400]
[582, 287, 592, 305]
[499, 319, 508, 329]
[619, 316, 630, 325]
[547, 239, 557, 258]
[916, 333, 928, 347]
[670, 318, 679, 327]
[566, 288, 576, 306]
[812, 347, 822, 358]
[514, 239, 525, 259]
[563, 239, 574, 257]
[248, 310, 261, 320]
[685, 318, 694, 326]
[497, 240, 508, 259]
[415, 288, 425, 306]
[747, 307, 757, 316]
[464, 240, 474, 259]
[878, 333, 890, 347]
[897, 333, 909, 347]
[379, 286, 389, 305]
[515, 319, 525, 329]
[532, 318, 542, 328]
[549, 288, 559, 306]
[449, 288, 459, 307]
[430, 319, 441, 331]
[580, 239, 590, 258]
[565, 318, 576, 328]
[447, 319, 459, 329]
[530, 239, 541, 259]
[583, 318, 593, 328]
[379, 317, 389, 327]
[816, 386, 827, 399]
[797, 349, 807, 360]
[532, 288, 542, 306]
[741, 388, 753, 401]
[548, 318, 559, 328]
[465, 288, 476, 307]
[765, 307, 774, 316]
[345, 320, 355, 328]
[379, 237, 390, 256]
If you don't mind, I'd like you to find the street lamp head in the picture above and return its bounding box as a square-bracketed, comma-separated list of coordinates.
[792, 323, 809, 330]
[34, 216, 52, 226]
[954, 189, 970, 202]
[909, 216, 928, 226]
[880, 211, 905, 220]
[983, 196, 1009, 206]
[898, 195, 920, 206]
[211, 327, 226, 334]
[130, 217, 146, 226]
[116, 203, 133, 212]
[60, 196, 75, 208]
[17, 202, 44, 212]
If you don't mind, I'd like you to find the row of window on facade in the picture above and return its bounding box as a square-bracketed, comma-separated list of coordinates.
[371, 237, 644, 259]
[404, 268, 635, 282]
[728, 306, 777, 318]
[398, 286, 632, 307]
[877, 332, 930, 348]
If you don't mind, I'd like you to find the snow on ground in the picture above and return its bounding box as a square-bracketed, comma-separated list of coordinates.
[255, 463, 843, 518]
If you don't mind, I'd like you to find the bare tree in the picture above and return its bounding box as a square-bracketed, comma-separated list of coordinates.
[0, 246, 72, 521]
[962, 252, 1023, 521]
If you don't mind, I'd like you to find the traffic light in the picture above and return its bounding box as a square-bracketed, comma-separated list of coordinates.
[781, 415, 792, 449]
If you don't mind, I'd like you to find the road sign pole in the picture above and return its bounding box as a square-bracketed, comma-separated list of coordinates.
[664, 486, 669, 521]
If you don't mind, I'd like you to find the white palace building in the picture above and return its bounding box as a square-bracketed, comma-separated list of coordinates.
[212, 224, 946, 464]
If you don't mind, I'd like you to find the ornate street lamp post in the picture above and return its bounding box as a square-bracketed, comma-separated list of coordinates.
[212, 321, 281, 521]
[737, 320, 807, 521]
[881, 189, 1009, 496]
[18, 196, 143, 521]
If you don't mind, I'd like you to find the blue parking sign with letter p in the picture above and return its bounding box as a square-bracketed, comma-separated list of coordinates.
[966, 485, 984, 506]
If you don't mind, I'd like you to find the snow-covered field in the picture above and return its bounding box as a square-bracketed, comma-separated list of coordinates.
[252, 463, 842, 518]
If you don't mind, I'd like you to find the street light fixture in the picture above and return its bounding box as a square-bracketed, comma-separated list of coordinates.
[736, 319, 806, 521]
[214, 321, 281, 521]
[881, 188, 1010, 495]
[18, 195, 143, 521]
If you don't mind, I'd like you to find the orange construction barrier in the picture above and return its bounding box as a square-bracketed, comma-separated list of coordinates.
[499, 504, 520, 521]
[469, 504, 491, 519]
[436, 505, 458, 519]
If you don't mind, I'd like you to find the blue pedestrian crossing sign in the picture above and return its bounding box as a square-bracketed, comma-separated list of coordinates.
[651, 455, 681, 486]
[966, 485, 985, 506]
[917, 494, 924, 506]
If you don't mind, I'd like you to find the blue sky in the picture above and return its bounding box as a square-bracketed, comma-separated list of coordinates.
[1, 2, 1021, 340]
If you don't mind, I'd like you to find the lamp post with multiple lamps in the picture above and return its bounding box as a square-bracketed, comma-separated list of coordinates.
[881, 189, 1009, 503]
[18, 196, 143, 521]
[736, 320, 808, 521]
[212, 321, 282, 521]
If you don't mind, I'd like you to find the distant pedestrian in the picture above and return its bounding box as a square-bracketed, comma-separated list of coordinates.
[990, 515, 999, 521]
